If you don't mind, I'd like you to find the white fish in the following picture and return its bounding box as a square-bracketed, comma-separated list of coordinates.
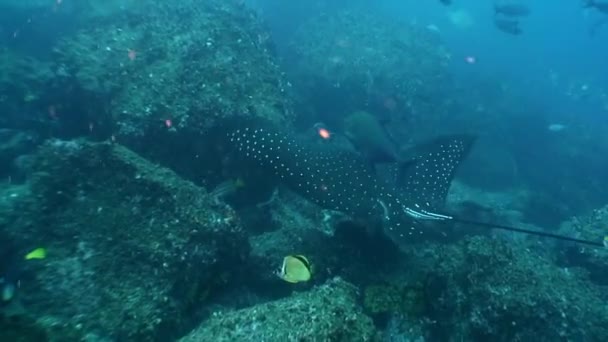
[426, 24, 440, 33]
[548, 124, 567, 132]
[447, 9, 474, 29]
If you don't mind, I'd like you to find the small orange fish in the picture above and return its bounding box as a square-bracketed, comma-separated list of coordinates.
[318, 128, 330, 139]
[313, 123, 331, 140]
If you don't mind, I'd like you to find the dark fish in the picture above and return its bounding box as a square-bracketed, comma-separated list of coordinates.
[494, 3, 531, 17]
[343, 111, 398, 164]
[1, 247, 46, 309]
[589, 17, 608, 37]
[439, 0, 452, 6]
[222, 119, 471, 245]
[584, 0, 608, 14]
[1, 268, 18, 304]
[226, 122, 391, 221]
[391, 135, 476, 209]
[220, 119, 608, 248]
[494, 18, 523, 35]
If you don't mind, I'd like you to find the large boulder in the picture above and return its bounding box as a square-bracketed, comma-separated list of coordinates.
[53, 0, 293, 138]
[46, 0, 294, 183]
[556, 204, 608, 285]
[0, 140, 248, 340]
[415, 236, 608, 341]
[0, 48, 54, 132]
[0, 129, 39, 181]
[179, 278, 376, 341]
[245, 189, 402, 297]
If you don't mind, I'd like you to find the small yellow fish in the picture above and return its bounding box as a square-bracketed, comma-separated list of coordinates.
[277, 255, 312, 283]
[24, 247, 46, 260]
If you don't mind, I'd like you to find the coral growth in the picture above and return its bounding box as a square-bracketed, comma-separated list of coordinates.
[180, 278, 376, 341]
[412, 236, 608, 341]
[54, 0, 293, 139]
[1, 140, 248, 340]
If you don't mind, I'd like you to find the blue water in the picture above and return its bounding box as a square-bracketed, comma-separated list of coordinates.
[247, 0, 608, 220]
[254, 0, 608, 124]
[2, 1, 608, 340]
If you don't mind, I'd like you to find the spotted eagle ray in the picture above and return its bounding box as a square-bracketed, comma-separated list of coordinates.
[221, 118, 606, 248]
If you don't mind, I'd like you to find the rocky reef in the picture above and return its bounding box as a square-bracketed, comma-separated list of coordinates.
[179, 278, 376, 341]
[3, 0, 295, 183]
[404, 236, 608, 341]
[556, 204, 608, 285]
[53, 0, 293, 139]
[0, 48, 54, 133]
[0, 140, 248, 340]
[2, 1, 608, 341]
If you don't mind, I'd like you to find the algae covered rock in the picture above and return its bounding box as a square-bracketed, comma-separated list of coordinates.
[556, 204, 608, 284]
[0, 129, 38, 180]
[247, 192, 338, 286]
[0, 48, 54, 132]
[415, 236, 608, 341]
[53, 0, 293, 140]
[363, 283, 425, 317]
[247, 190, 401, 294]
[1, 140, 248, 340]
[179, 278, 376, 341]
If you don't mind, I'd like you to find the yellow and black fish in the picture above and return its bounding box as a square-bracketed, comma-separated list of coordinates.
[277, 255, 312, 283]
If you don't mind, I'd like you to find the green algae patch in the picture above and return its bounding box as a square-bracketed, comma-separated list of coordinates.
[1, 140, 248, 340]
